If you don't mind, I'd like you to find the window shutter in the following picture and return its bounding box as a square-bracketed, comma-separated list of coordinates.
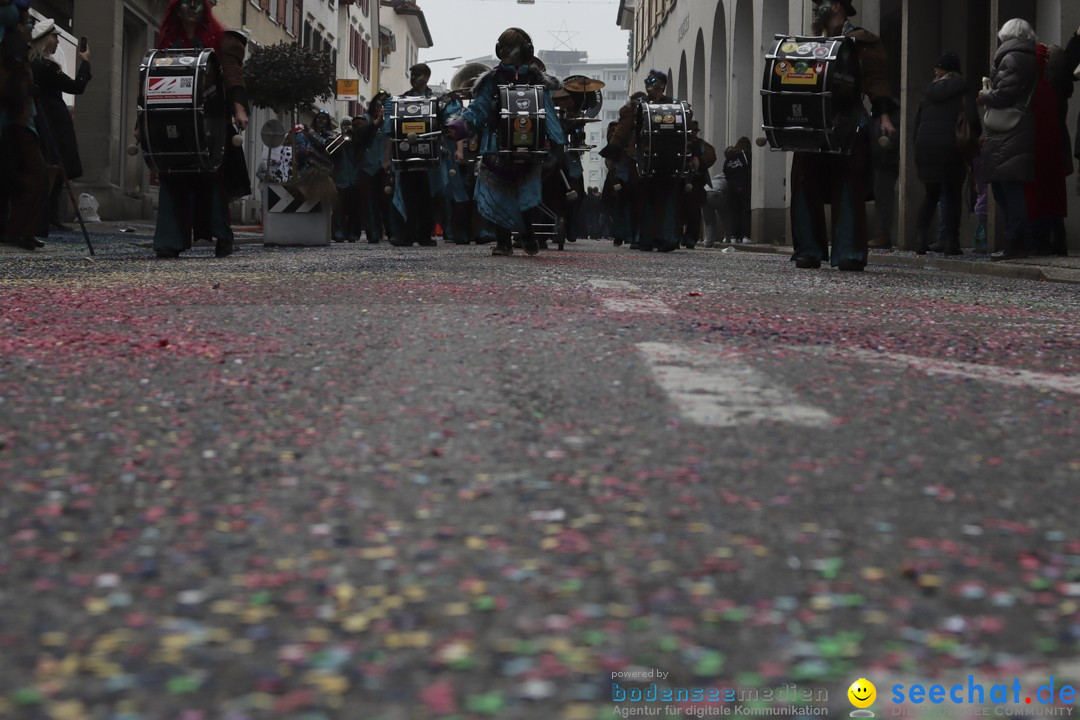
[277, 0, 286, 25]
[260, 0, 270, 13]
[293, 0, 302, 38]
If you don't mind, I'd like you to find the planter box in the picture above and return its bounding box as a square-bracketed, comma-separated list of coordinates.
[262, 184, 331, 247]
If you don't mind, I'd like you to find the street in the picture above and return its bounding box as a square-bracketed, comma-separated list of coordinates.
[1, 234, 1079, 719]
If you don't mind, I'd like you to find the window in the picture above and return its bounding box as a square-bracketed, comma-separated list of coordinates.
[361, 0, 369, 16]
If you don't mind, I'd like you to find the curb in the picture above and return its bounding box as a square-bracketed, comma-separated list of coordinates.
[702, 243, 1080, 286]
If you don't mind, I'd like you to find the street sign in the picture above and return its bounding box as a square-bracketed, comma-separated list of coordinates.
[336, 79, 359, 101]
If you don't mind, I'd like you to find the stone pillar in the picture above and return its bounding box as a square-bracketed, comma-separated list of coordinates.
[897, 0, 940, 250]
[73, 2, 155, 221]
[750, 0, 791, 244]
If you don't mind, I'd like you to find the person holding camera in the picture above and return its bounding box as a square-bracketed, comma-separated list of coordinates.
[0, 2, 49, 251]
[29, 19, 91, 232]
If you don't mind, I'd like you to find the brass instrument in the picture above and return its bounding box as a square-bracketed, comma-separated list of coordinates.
[326, 131, 352, 155]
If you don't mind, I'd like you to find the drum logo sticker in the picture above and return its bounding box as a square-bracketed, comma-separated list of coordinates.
[402, 121, 427, 134]
[516, 99, 531, 110]
[778, 60, 818, 86]
[813, 45, 830, 59]
[147, 76, 194, 104]
[152, 57, 174, 67]
[787, 103, 808, 124]
[781, 42, 799, 54]
[406, 104, 421, 114]
[166, 125, 179, 139]
[516, 117, 533, 131]
[178, 56, 196, 65]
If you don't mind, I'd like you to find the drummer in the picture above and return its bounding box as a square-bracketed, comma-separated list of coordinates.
[383, 63, 444, 247]
[601, 69, 696, 252]
[446, 27, 565, 257]
[151, 0, 249, 259]
[790, 0, 895, 271]
[552, 88, 585, 243]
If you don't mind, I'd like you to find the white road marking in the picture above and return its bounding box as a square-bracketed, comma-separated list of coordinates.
[821, 348, 1080, 395]
[603, 299, 675, 314]
[588, 279, 638, 291]
[636, 342, 834, 428]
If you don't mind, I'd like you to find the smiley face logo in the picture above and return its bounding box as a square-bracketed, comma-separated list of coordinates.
[848, 678, 877, 709]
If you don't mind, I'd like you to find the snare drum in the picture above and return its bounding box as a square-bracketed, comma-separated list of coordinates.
[760, 35, 860, 154]
[635, 101, 692, 178]
[389, 96, 441, 169]
[137, 48, 227, 174]
[497, 85, 549, 163]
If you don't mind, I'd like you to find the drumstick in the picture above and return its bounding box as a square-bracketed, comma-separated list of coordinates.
[558, 170, 579, 202]
[755, 137, 768, 147]
[127, 144, 140, 156]
[232, 135, 244, 148]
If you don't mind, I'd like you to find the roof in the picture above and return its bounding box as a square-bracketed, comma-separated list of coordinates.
[617, 0, 636, 30]
[380, 0, 433, 48]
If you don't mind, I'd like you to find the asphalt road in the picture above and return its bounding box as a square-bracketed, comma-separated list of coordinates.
[1, 233, 1078, 719]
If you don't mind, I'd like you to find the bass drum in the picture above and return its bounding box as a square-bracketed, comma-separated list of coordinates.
[760, 35, 861, 154]
[635, 101, 692, 177]
[138, 48, 226, 173]
[389, 96, 441, 169]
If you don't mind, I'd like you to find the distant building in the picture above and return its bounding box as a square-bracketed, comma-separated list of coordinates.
[380, 0, 433, 93]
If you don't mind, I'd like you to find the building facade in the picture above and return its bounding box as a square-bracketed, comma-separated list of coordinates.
[379, 0, 432, 94]
[336, 0, 381, 121]
[619, 0, 1080, 253]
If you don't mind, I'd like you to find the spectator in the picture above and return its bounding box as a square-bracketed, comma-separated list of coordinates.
[1023, 42, 1069, 256]
[681, 120, 716, 249]
[722, 137, 751, 243]
[702, 170, 730, 247]
[978, 18, 1038, 261]
[0, 6, 48, 251]
[913, 52, 970, 255]
[29, 18, 90, 232]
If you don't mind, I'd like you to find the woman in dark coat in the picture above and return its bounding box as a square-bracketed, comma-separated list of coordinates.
[912, 52, 970, 255]
[978, 18, 1038, 261]
[29, 18, 91, 230]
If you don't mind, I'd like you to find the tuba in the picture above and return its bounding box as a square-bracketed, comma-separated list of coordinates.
[449, 62, 491, 101]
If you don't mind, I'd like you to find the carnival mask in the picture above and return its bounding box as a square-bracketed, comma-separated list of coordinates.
[178, 0, 204, 19]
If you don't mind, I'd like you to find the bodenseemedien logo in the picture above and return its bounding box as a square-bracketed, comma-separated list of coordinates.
[849, 678, 878, 718]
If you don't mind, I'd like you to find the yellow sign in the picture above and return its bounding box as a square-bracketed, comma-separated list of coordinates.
[402, 121, 427, 134]
[336, 79, 359, 101]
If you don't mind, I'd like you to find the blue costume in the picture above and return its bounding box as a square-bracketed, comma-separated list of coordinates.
[456, 64, 565, 252]
[439, 95, 472, 244]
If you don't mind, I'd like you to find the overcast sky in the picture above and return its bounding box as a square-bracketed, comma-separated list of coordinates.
[417, 0, 629, 85]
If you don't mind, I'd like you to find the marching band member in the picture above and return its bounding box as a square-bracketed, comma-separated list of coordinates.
[602, 69, 694, 252]
[446, 27, 565, 256]
[384, 63, 443, 247]
[151, 0, 249, 259]
[602, 120, 636, 247]
[789, 0, 894, 271]
[552, 88, 585, 244]
[354, 93, 390, 243]
[439, 91, 472, 245]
